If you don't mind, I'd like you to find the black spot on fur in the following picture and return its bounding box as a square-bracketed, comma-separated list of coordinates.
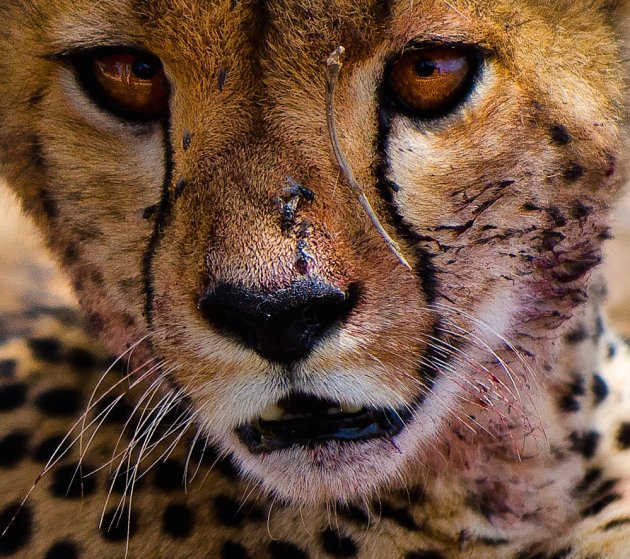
[0, 359, 16, 378]
[406, 552, 445, 559]
[29, 137, 46, 169]
[173, 178, 187, 200]
[222, 541, 250, 559]
[143, 205, 158, 220]
[188, 437, 217, 465]
[514, 548, 542, 559]
[340, 505, 370, 525]
[570, 431, 600, 459]
[550, 124, 571, 145]
[616, 422, 630, 450]
[108, 467, 145, 494]
[214, 495, 247, 527]
[595, 314, 605, 341]
[218, 66, 228, 91]
[35, 388, 81, 417]
[564, 163, 585, 182]
[383, 179, 401, 192]
[554, 255, 601, 284]
[0, 432, 29, 467]
[558, 394, 581, 413]
[565, 325, 588, 344]
[51, 463, 97, 498]
[87, 312, 105, 334]
[66, 348, 97, 370]
[581, 493, 621, 517]
[162, 503, 194, 538]
[63, 244, 79, 265]
[550, 548, 574, 559]
[381, 502, 420, 530]
[0, 382, 27, 411]
[153, 458, 186, 492]
[571, 201, 592, 220]
[547, 207, 568, 227]
[592, 374, 609, 405]
[188, 438, 239, 477]
[603, 517, 630, 531]
[100, 506, 138, 541]
[576, 468, 603, 493]
[0, 502, 32, 555]
[607, 343, 617, 360]
[27, 86, 46, 109]
[90, 270, 105, 287]
[568, 374, 586, 396]
[522, 202, 540, 211]
[269, 540, 310, 559]
[28, 337, 62, 362]
[45, 541, 79, 559]
[479, 536, 509, 546]
[597, 228, 614, 241]
[595, 479, 617, 496]
[541, 231, 565, 251]
[32, 434, 70, 464]
[40, 189, 59, 219]
[182, 130, 192, 151]
[96, 395, 133, 424]
[321, 528, 358, 557]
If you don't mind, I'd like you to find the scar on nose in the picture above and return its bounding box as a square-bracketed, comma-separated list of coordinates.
[295, 239, 315, 275]
[278, 177, 315, 234]
[296, 219, 314, 239]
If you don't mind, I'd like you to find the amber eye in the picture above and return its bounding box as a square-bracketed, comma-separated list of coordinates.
[74, 50, 169, 121]
[385, 46, 478, 117]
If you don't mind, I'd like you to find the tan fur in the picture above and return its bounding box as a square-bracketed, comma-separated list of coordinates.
[2, 0, 630, 557]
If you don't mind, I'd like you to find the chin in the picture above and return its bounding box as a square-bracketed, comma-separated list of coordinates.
[194, 387, 453, 506]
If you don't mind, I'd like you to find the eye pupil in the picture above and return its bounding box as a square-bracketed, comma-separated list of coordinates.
[132, 60, 156, 80]
[415, 59, 437, 78]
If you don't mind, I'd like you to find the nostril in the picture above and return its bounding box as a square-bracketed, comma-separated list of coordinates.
[198, 281, 360, 362]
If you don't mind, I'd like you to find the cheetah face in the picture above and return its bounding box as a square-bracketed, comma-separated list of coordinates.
[0, 0, 627, 505]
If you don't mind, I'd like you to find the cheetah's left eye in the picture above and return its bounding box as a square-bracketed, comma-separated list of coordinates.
[73, 49, 169, 121]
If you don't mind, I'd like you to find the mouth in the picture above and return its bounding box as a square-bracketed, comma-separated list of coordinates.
[236, 393, 412, 454]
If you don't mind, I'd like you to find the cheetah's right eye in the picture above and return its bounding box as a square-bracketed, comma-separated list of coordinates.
[384, 45, 479, 118]
[72, 49, 169, 122]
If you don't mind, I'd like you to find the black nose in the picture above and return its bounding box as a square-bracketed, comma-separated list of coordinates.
[198, 281, 359, 363]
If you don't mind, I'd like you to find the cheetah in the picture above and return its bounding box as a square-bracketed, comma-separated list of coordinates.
[2, 0, 630, 557]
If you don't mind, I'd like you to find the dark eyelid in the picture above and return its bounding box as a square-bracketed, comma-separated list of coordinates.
[401, 38, 494, 57]
[43, 44, 156, 63]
